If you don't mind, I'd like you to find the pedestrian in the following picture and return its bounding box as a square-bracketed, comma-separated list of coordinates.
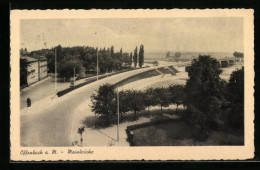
[27, 97, 31, 107]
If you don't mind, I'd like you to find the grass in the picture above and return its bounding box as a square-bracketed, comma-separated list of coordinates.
[131, 120, 244, 146]
[81, 108, 181, 130]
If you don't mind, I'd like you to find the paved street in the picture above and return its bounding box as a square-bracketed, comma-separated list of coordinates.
[20, 64, 182, 146]
[20, 73, 112, 110]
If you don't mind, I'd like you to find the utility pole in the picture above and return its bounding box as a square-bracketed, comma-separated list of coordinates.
[117, 85, 119, 142]
[55, 48, 57, 94]
[97, 48, 99, 81]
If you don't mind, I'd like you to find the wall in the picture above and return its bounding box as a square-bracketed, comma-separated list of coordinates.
[27, 61, 39, 85]
[39, 60, 48, 80]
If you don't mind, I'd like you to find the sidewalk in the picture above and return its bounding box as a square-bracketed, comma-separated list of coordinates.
[20, 76, 51, 94]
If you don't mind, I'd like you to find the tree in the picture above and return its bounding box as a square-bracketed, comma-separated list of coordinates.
[45, 51, 55, 73]
[125, 90, 145, 120]
[129, 52, 133, 67]
[20, 58, 28, 86]
[153, 87, 171, 114]
[174, 52, 181, 61]
[226, 67, 244, 128]
[20, 48, 24, 56]
[166, 51, 170, 58]
[133, 47, 138, 68]
[110, 46, 114, 55]
[55, 45, 63, 61]
[57, 61, 85, 81]
[185, 55, 226, 130]
[118, 90, 130, 120]
[168, 85, 186, 113]
[122, 53, 130, 68]
[91, 84, 117, 125]
[143, 88, 156, 112]
[120, 48, 123, 56]
[139, 45, 144, 68]
[233, 51, 244, 58]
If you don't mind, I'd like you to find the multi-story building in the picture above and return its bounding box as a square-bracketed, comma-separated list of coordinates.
[38, 57, 48, 80]
[20, 55, 48, 86]
[21, 56, 39, 85]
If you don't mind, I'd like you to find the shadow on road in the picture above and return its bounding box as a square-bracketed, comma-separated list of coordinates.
[96, 129, 117, 141]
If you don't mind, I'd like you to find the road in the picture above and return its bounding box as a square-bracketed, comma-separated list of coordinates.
[21, 63, 189, 146]
[20, 73, 111, 110]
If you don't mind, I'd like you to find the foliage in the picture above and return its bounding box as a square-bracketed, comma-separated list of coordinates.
[124, 90, 145, 120]
[133, 46, 138, 68]
[185, 55, 226, 130]
[168, 85, 186, 112]
[166, 51, 170, 58]
[20, 58, 28, 86]
[55, 45, 63, 61]
[153, 87, 171, 114]
[129, 52, 133, 67]
[57, 61, 85, 81]
[118, 90, 130, 119]
[90, 84, 117, 125]
[175, 52, 181, 60]
[139, 45, 144, 68]
[233, 51, 244, 58]
[226, 67, 244, 128]
[30, 45, 136, 74]
[45, 51, 55, 73]
[143, 88, 156, 111]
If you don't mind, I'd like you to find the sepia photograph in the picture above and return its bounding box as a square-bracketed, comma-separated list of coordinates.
[10, 9, 254, 161]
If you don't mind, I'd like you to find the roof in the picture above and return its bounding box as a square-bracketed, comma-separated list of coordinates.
[29, 55, 47, 60]
[20, 56, 38, 63]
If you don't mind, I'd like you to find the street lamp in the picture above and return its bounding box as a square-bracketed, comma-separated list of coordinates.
[117, 85, 119, 142]
[55, 48, 57, 95]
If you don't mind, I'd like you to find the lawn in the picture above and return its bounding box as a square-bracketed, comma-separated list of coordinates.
[131, 120, 244, 146]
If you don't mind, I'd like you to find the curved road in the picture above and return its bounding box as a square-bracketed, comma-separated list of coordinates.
[20, 62, 190, 146]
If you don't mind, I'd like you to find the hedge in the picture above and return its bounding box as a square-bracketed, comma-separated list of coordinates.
[126, 118, 177, 146]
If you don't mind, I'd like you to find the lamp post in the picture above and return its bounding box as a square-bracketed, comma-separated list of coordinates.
[117, 85, 119, 142]
[55, 48, 57, 95]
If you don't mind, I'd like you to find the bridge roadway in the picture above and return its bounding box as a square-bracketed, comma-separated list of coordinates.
[20, 61, 191, 146]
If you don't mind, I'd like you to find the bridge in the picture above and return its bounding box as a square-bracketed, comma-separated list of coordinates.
[164, 57, 243, 71]
[218, 57, 243, 67]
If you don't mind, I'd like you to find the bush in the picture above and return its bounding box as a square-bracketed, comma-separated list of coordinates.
[57, 61, 85, 81]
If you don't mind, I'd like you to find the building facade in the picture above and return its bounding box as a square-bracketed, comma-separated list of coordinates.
[21, 56, 48, 86]
[38, 57, 48, 80]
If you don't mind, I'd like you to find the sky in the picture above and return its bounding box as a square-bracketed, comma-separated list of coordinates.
[20, 18, 243, 53]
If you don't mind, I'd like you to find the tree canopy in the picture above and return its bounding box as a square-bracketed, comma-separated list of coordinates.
[185, 55, 226, 130]
[133, 46, 138, 68]
[90, 84, 117, 125]
[139, 45, 144, 68]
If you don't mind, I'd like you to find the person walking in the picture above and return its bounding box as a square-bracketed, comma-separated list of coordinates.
[27, 97, 31, 107]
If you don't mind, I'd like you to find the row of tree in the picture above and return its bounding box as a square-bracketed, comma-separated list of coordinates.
[91, 55, 244, 135]
[90, 84, 185, 125]
[33, 44, 145, 80]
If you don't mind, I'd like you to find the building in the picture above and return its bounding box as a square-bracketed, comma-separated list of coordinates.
[21, 56, 39, 85]
[38, 57, 48, 80]
[20, 55, 48, 86]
